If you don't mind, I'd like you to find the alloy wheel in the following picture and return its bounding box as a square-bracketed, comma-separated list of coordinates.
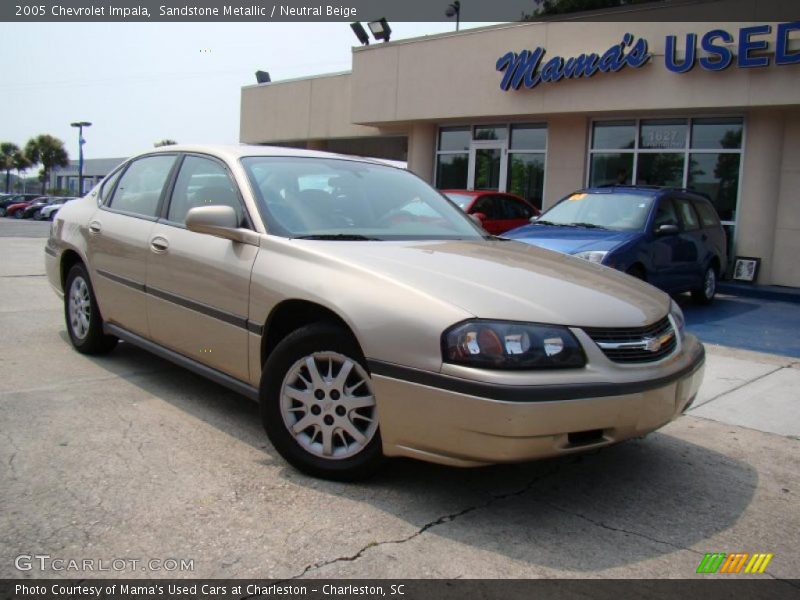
[280, 351, 378, 460]
[704, 268, 716, 299]
[68, 276, 91, 340]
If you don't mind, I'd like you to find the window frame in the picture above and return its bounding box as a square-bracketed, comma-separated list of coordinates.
[101, 153, 180, 222]
[586, 116, 745, 230]
[159, 152, 253, 230]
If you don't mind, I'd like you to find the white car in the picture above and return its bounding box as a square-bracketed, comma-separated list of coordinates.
[41, 197, 77, 220]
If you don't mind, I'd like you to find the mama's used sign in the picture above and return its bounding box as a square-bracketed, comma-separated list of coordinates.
[496, 22, 800, 91]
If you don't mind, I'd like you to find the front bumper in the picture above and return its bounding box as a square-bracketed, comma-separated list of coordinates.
[368, 337, 705, 467]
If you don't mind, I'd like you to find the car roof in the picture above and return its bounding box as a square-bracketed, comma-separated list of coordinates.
[146, 143, 394, 167]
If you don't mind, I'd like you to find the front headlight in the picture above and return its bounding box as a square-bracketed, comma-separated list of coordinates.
[574, 250, 608, 264]
[442, 320, 586, 370]
[669, 299, 686, 341]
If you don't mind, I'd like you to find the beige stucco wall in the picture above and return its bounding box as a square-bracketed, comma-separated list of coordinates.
[240, 73, 381, 144]
[771, 111, 800, 287]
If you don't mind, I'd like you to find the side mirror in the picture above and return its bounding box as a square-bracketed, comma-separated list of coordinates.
[471, 211, 487, 222]
[655, 223, 679, 236]
[529, 215, 539, 223]
[468, 214, 484, 227]
[185, 205, 259, 245]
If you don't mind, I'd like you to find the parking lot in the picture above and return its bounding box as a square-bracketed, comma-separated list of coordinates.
[1, 219, 798, 580]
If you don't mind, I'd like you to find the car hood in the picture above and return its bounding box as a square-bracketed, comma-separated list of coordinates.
[291, 238, 668, 328]
[504, 225, 640, 254]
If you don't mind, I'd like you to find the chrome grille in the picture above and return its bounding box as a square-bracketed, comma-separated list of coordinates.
[583, 316, 677, 364]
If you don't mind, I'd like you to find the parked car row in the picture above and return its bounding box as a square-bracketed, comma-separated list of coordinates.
[0, 193, 77, 220]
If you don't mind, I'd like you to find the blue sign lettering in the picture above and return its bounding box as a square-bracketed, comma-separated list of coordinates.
[498, 22, 800, 91]
[496, 33, 650, 91]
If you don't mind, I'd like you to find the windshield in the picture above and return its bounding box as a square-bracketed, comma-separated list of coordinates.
[539, 192, 655, 231]
[241, 157, 486, 240]
[444, 193, 475, 209]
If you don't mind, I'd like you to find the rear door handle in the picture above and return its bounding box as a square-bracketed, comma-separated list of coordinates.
[88, 221, 102, 234]
[150, 236, 169, 252]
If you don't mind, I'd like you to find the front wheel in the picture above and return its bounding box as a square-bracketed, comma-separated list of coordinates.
[260, 322, 383, 481]
[64, 263, 118, 354]
[32, 209, 42, 220]
[692, 266, 717, 305]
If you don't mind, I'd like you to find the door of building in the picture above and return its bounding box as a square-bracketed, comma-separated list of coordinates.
[467, 140, 507, 192]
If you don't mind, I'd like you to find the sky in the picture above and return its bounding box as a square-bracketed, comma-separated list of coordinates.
[0, 22, 498, 167]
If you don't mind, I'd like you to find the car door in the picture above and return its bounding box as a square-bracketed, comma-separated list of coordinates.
[673, 196, 706, 289]
[145, 153, 258, 383]
[648, 197, 684, 291]
[87, 154, 178, 337]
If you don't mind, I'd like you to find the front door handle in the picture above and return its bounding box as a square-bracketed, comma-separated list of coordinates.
[150, 236, 169, 252]
[88, 221, 102, 235]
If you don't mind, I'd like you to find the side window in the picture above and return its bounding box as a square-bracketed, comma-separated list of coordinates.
[501, 197, 533, 219]
[694, 200, 721, 228]
[109, 155, 176, 218]
[653, 198, 679, 229]
[471, 196, 501, 219]
[99, 167, 124, 205]
[167, 156, 244, 226]
[675, 198, 701, 231]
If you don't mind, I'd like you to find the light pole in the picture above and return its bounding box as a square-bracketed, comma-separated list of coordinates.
[446, 1, 461, 32]
[70, 121, 91, 195]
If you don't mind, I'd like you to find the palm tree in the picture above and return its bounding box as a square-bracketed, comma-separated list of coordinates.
[11, 151, 31, 192]
[154, 139, 177, 147]
[25, 135, 69, 194]
[0, 142, 19, 192]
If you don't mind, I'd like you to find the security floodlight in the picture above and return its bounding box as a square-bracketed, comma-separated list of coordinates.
[368, 18, 391, 42]
[255, 70, 271, 84]
[446, 1, 461, 31]
[70, 121, 92, 196]
[350, 22, 370, 46]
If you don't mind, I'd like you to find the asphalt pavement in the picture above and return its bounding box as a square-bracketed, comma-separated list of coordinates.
[0, 219, 798, 580]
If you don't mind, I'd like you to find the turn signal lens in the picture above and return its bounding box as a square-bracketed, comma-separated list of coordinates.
[443, 320, 586, 370]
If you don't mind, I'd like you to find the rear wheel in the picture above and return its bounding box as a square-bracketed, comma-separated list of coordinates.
[260, 322, 383, 481]
[692, 265, 717, 305]
[64, 263, 118, 354]
[13, 210, 23, 219]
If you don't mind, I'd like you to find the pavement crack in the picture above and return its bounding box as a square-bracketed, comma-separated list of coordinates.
[285, 464, 564, 580]
[530, 499, 703, 555]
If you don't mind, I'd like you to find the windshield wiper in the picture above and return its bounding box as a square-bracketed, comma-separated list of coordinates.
[294, 234, 382, 241]
[568, 222, 608, 230]
[531, 220, 560, 226]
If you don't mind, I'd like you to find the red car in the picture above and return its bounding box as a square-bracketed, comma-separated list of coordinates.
[441, 190, 541, 235]
[5, 197, 45, 219]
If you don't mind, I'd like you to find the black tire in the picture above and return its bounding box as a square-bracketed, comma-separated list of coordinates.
[260, 322, 384, 481]
[626, 265, 646, 281]
[0, 207, 6, 217]
[32, 209, 42, 220]
[64, 263, 118, 355]
[692, 265, 717, 305]
[13, 210, 23, 219]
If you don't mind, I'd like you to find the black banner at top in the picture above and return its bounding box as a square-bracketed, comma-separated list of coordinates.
[2, 0, 799, 22]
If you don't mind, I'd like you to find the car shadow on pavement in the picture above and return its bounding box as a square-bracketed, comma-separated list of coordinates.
[86, 339, 758, 574]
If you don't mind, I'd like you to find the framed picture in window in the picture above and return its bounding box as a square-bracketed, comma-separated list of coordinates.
[732, 256, 761, 283]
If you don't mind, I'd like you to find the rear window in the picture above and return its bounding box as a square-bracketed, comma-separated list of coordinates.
[693, 200, 721, 228]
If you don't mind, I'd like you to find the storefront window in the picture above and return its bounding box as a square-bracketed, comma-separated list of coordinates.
[688, 153, 740, 221]
[589, 153, 634, 187]
[438, 127, 470, 152]
[691, 118, 743, 149]
[636, 153, 685, 187]
[474, 125, 508, 141]
[507, 154, 545, 208]
[639, 119, 687, 150]
[592, 121, 635, 149]
[587, 117, 743, 227]
[474, 148, 501, 190]
[436, 153, 468, 189]
[510, 124, 547, 151]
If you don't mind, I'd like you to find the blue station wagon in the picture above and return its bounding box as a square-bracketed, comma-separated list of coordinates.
[505, 186, 728, 304]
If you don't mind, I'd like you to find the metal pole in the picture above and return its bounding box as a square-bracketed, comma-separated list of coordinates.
[77, 124, 84, 196]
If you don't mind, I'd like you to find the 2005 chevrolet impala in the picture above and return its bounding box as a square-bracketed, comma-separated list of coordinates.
[45, 145, 704, 480]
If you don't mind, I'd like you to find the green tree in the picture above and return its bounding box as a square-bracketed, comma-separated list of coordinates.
[527, 0, 662, 17]
[11, 151, 31, 192]
[25, 134, 69, 194]
[154, 139, 178, 147]
[0, 142, 19, 192]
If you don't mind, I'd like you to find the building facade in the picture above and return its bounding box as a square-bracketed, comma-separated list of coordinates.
[240, 20, 800, 287]
[50, 157, 127, 195]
